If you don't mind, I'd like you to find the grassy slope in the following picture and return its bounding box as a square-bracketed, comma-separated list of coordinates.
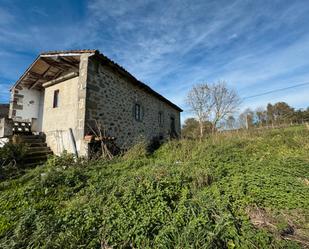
[0, 126, 308, 248]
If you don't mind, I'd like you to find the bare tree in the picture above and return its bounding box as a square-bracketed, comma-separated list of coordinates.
[186, 81, 240, 135]
[186, 84, 213, 138]
[210, 81, 241, 132]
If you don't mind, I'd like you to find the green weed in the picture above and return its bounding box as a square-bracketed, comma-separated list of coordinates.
[0, 126, 308, 248]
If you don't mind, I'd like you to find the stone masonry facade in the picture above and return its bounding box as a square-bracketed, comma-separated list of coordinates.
[85, 57, 181, 149]
[6, 50, 181, 157]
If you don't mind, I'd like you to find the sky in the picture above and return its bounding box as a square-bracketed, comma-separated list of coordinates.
[1, 0, 309, 120]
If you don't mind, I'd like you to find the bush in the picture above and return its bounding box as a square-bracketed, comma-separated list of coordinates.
[122, 141, 149, 160]
[0, 143, 28, 167]
[45, 151, 76, 168]
[45, 151, 90, 168]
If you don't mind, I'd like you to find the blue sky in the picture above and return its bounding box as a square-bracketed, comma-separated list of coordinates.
[1, 0, 309, 118]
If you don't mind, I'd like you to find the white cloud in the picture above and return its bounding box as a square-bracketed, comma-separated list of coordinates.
[83, 0, 309, 113]
[1, 0, 309, 113]
[242, 85, 309, 111]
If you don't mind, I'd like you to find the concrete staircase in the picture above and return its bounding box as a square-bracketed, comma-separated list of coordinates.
[18, 135, 53, 166]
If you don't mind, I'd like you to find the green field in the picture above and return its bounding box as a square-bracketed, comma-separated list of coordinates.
[0, 126, 308, 248]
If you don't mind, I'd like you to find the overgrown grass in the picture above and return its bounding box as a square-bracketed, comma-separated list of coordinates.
[0, 126, 308, 248]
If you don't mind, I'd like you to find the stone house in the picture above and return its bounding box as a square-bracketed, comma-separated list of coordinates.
[7, 50, 182, 156]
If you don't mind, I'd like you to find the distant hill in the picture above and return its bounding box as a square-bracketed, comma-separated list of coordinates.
[0, 104, 9, 118]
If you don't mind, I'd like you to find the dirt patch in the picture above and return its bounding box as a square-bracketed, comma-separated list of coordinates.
[246, 206, 309, 248]
[297, 177, 309, 186]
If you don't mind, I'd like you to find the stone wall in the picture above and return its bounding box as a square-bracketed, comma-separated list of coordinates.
[42, 76, 79, 155]
[41, 54, 90, 156]
[85, 57, 181, 149]
[75, 54, 90, 156]
[0, 118, 13, 138]
[9, 87, 43, 129]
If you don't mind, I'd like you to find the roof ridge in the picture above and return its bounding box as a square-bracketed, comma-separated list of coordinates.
[40, 49, 98, 55]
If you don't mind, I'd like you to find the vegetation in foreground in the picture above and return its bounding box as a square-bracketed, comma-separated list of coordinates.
[0, 126, 308, 248]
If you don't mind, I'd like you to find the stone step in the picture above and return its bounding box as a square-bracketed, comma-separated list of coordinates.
[24, 161, 46, 167]
[25, 150, 53, 157]
[13, 134, 53, 166]
[28, 142, 47, 147]
[22, 138, 45, 143]
[18, 135, 42, 140]
[24, 154, 50, 163]
[27, 146, 51, 152]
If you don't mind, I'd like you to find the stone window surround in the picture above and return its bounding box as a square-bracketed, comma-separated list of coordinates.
[134, 103, 142, 121]
[133, 101, 144, 122]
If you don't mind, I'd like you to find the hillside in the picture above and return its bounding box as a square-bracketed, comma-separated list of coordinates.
[0, 126, 308, 248]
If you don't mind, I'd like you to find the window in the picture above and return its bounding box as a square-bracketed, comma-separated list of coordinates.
[53, 90, 59, 108]
[170, 117, 178, 138]
[135, 103, 141, 121]
[158, 111, 163, 126]
[170, 117, 175, 131]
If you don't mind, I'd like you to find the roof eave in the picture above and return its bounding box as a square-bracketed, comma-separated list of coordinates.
[10, 55, 41, 91]
[10, 49, 183, 112]
[10, 51, 96, 91]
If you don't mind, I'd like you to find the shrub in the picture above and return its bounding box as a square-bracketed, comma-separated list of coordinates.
[45, 151, 89, 168]
[0, 143, 28, 167]
[45, 151, 77, 169]
[123, 141, 148, 160]
[147, 135, 164, 153]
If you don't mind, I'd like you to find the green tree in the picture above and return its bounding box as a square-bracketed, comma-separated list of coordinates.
[182, 118, 213, 139]
[272, 102, 294, 124]
[266, 103, 274, 126]
[255, 107, 267, 127]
